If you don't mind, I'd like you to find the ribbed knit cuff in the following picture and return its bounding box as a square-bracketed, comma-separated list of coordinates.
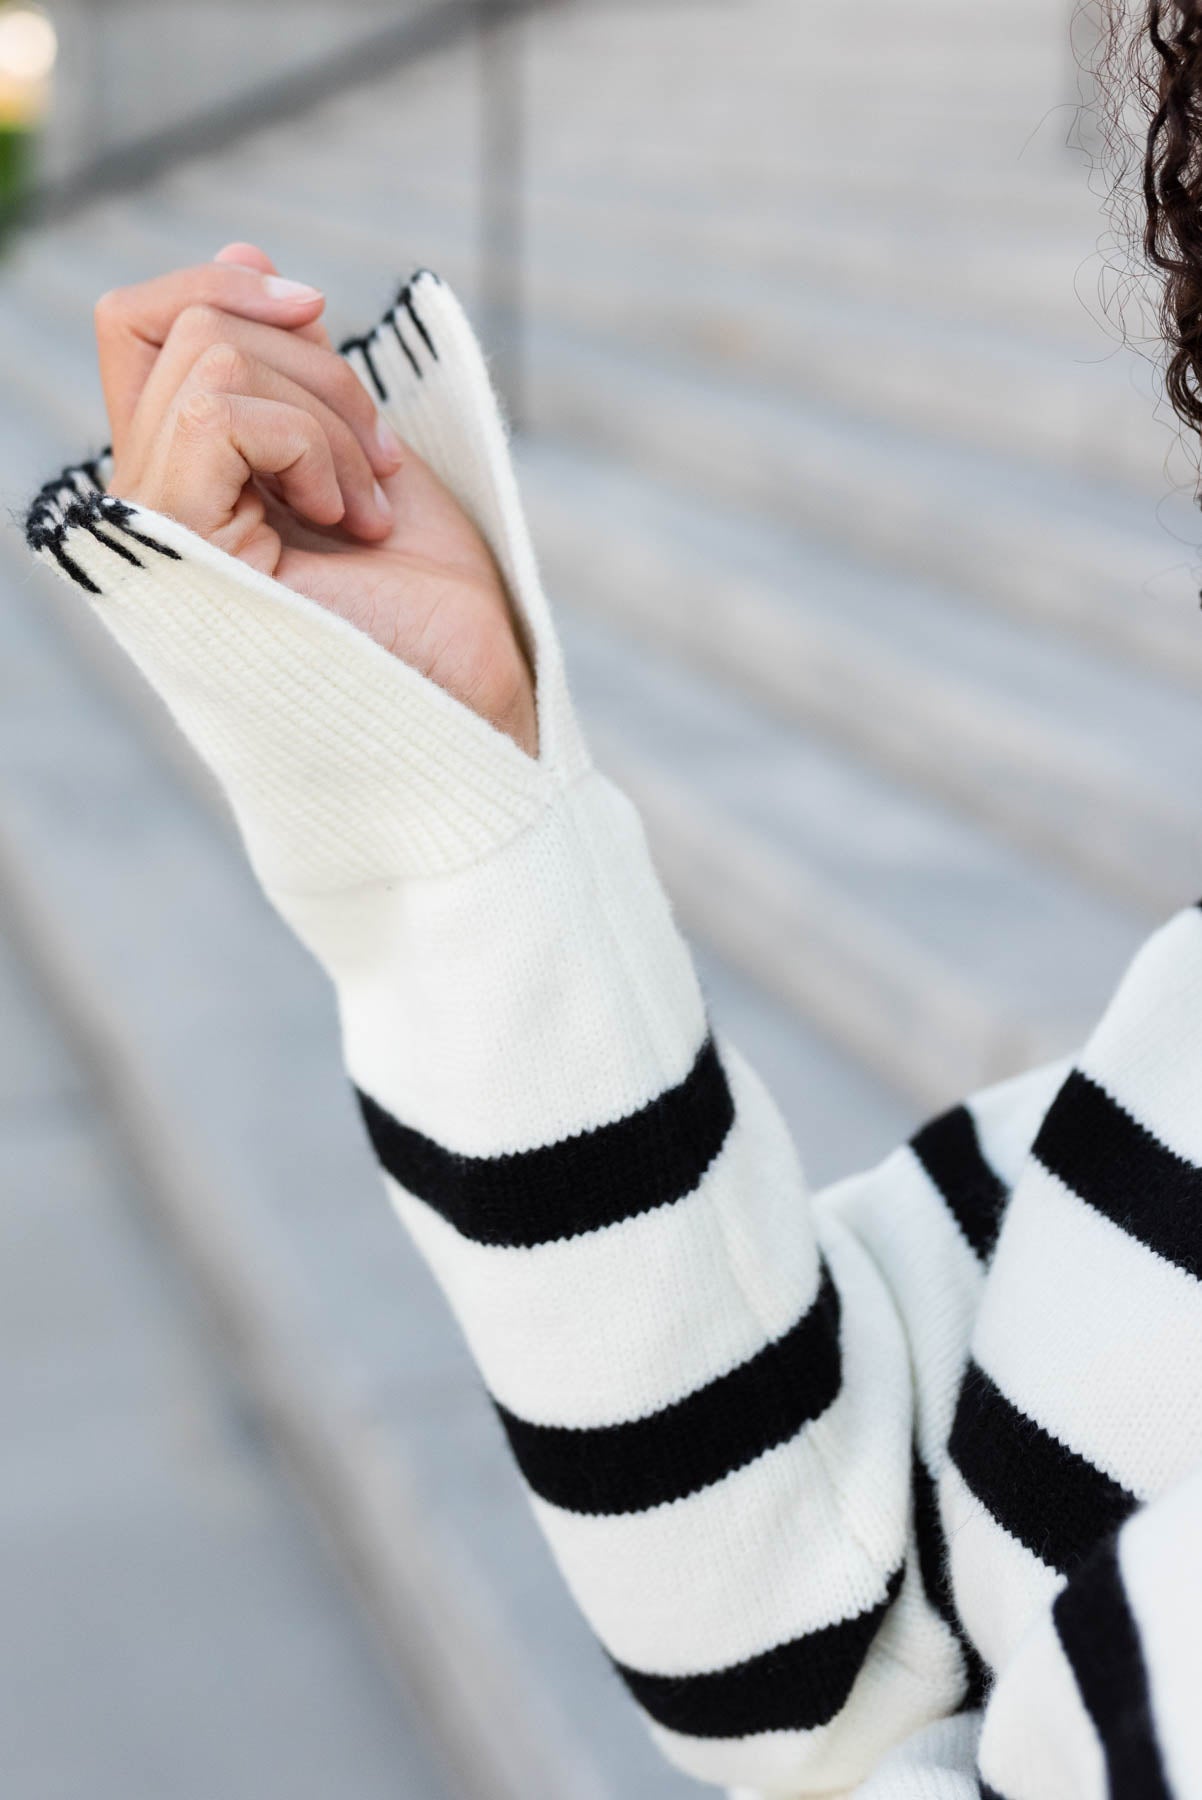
[339, 273, 587, 787]
[24, 271, 590, 898]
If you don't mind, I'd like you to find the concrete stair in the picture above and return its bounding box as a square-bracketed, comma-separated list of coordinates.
[0, 923, 452, 1800]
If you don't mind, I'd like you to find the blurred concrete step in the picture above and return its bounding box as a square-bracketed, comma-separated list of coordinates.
[522, 321, 1202, 686]
[34, 0, 1105, 367]
[307, 47, 1096, 234]
[516, 251, 1169, 496]
[556, 606, 1146, 1104]
[518, 436, 1202, 917]
[518, 0, 1073, 139]
[296, 49, 1109, 345]
[537, 0, 1059, 60]
[0, 933, 453, 1800]
[160, 114, 1119, 383]
[154, 150, 1169, 494]
[86, 20, 1097, 351]
[330, 50, 1094, 236]
[521, 150, 1105, 236]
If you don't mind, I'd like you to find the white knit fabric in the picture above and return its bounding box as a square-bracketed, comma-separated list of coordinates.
[26, 270, 1202, 1800]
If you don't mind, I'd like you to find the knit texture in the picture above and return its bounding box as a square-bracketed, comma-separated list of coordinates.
[27, 272, 1202, 1800]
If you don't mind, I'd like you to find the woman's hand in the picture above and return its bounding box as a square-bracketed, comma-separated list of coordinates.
[96, 243, 538, 757]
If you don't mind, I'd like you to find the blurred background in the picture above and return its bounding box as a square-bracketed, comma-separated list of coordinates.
[0, 2, 1197, 1796]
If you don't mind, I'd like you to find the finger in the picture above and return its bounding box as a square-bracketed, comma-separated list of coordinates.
[210, 483, 284, 577]
[213, 241, 277, 274]
[214, 242, 331, 349]
[138, 305, 401, 483]
[147, 389, 345, 540]
[168, 340, 393, 539]
[95, 261, 326, 452]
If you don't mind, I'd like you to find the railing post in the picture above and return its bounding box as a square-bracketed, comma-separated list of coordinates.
[478, 0, 526, 431]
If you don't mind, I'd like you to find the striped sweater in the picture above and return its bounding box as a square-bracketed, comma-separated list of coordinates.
[26, 271, 1202, 1800]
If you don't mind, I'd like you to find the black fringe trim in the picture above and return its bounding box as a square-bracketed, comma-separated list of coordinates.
[339, 266, 442, 399]
[25, 455, 181, 596]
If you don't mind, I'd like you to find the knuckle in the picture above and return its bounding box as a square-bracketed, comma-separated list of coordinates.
[174, 302, 222, 346]
[194, 340, 247, 389]
[177, 386, 228, 433]
[168, 304, 222, 356]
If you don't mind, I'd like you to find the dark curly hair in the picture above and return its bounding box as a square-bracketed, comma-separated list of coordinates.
[1106, 1, 1202, 434]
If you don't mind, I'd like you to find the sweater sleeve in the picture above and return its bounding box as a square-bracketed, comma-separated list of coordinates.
[973, 1458, 1202, 1800]
[27, 270, 1026, 1795]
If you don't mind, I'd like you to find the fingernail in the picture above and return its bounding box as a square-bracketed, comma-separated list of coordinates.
[262, 275, 322, 302]
[373, 480, 393, 520]
[376, 417, 404, 464]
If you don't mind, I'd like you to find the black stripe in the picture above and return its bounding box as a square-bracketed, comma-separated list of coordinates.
[48, 541, 101, 594]
[496, 1263, 841, 1515]
[1035, 1069, 1202, 1279]
[910, 1104, 1007, 1262]
[400, 286, 438, 359]
[99, 497, 182, 560]
[388, 315, 422, 378]
[339, 331, 387, 400]
[978, 1783, 1008, 1800]
[84, 522, 143, 567]
[355, 1034, 734, 1248]
[359, 335, 386, 400]
[613, 1563, 904, 1739]
[1053, 1532, 1174, 1800]
[949, 1363, 1137, 1576]
[911, 1446, 988, 1709]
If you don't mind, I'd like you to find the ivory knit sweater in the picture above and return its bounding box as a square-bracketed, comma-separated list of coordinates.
[26, 271, 1202, 1800]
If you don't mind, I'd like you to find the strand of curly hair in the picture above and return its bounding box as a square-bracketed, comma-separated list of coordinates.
[1129, 1, 1202, 432]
